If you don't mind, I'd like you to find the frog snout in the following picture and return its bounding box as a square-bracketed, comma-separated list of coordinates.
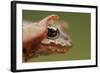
[65, 40, 72, 47]
[55, 37, 72, 47]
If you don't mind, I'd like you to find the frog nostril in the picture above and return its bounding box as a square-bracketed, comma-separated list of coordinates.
[64, 37, 68, 40]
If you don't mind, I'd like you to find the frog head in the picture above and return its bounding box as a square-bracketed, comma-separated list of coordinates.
[40, 21, 72, 54]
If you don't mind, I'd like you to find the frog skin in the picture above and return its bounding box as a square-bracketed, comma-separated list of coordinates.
[23, 15, 72, 62]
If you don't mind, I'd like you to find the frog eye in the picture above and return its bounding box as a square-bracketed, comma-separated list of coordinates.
[47, 26, 59, 39]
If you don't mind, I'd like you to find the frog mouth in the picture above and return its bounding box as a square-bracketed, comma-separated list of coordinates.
[37, 39, 72, 55]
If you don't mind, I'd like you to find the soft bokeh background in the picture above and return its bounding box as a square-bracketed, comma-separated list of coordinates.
[23, 10, 91, 62]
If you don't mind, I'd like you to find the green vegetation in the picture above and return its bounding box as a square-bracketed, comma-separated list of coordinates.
[23, 10, 91, 62]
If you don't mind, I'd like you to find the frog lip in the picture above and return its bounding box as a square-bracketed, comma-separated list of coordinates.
[41, 42, 72, 48]
[40, 42, 72, 54]
[41, 39, 72, 48]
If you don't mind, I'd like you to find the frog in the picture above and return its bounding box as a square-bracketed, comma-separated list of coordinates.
[23, 15, 72, 62]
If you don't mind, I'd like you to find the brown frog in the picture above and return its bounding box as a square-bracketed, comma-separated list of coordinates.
[23, 15, 72, 62]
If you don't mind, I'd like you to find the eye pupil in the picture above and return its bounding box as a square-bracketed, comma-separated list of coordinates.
[47, 26, 59, 39]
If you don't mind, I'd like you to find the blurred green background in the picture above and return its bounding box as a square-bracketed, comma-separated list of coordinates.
[23, 10, 91, 62]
